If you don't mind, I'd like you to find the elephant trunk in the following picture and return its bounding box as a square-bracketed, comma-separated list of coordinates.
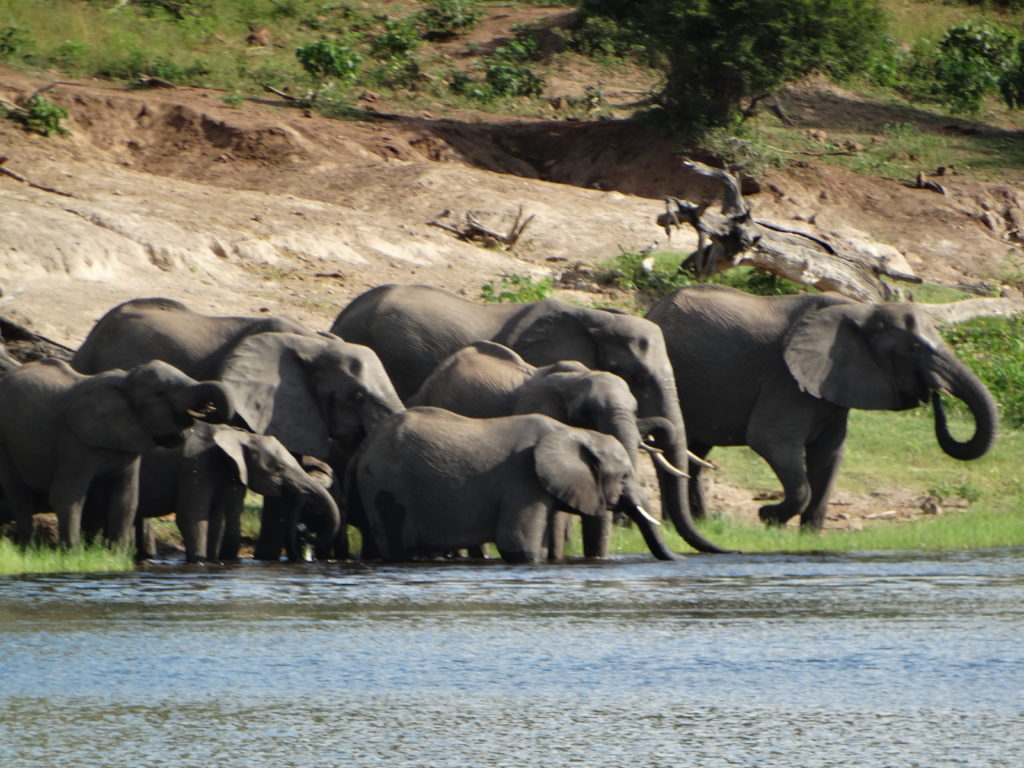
[180, 381, 234, 424]
[931, 358, 997, 461]
[616, 484, 677, 561]
[639, 373, 733, 554]
[288, 483, 342, 561]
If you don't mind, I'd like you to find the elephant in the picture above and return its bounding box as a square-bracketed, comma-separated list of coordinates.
[330, 283, 727, 554]
[407, 341, 682, 556]
[71, 298, 404, 460]
[253, 454, 341, 563]
[135, 423, 341, 563]
[0, 358, 232, 548]
[645, 284, 998, 529]
[346, 407, 678, 563]
[72, 297, 310, 381]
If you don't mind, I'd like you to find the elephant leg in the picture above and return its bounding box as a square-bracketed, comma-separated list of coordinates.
[136, 518, 157, 560]
[496, 497, 550, 564]
[687, 441, 713, 520]
[254, 496, 288, 561]
[801, 412, 849, 530]
[748, 437, 812, 527]
[580, 511, 612, 558]
[104, 466, 140, 547]
[49, 464, 98, 548]
[210, 483, 245, 561]
[548, 510, 572, 560]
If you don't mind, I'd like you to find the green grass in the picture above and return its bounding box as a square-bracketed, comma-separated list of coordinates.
[603, 410, 1024, 556]
[0, 536, 134, 576]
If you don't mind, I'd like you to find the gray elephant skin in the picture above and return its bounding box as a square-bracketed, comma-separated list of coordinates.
[408, 340, 677, 557]
[645, 284, 998, 529]
[331, 284, 726, 554]
[0, 358, 232, 548]
[72, 298, 404, 460]
[346, 407, 677, 563]
[136, 423, 340, 563]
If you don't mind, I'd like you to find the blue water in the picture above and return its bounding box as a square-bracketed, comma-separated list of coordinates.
[2, 550, 1023, 767]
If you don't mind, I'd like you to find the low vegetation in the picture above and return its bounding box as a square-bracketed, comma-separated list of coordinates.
[0, 537, 134, 576]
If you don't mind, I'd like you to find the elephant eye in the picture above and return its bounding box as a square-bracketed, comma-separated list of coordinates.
[351, 390, 365, 404]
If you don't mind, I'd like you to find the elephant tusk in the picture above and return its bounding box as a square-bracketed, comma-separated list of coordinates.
[640, 442, 696, 477]
[636, 505, 661, 527]
[686, 450, 716, 470]
[640, 441, 715, 471]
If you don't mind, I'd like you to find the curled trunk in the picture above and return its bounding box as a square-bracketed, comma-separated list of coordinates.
[931, 362, 997, 460]
[180, 381, 234, 424]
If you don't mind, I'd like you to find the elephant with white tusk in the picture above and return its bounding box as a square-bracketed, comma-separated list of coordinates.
[645, 284, 998, 530]
[346, 408, 678, 564]
[408, 340, 686, 557]
[331, 284, 729, 554]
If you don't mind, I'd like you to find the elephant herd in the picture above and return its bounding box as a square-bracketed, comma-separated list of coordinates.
[0, 283, 998, 564]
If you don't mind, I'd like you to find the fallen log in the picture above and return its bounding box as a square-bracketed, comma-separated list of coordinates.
[657, 161, 922, 302]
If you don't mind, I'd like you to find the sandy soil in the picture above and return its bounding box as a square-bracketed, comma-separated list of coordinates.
[2, 10, 1020, 532]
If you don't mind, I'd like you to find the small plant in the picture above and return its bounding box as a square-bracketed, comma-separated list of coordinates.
[296, 38, 364, 101]
[417, 0, 483, 41]
[3, 94, 70, 137]
[710, 266, 804, 296]
[927, 480, 982, 505]
[219, 90, 245, 106]
[596, 250, 692, 298]
[370, 18, 421, 60]
[479, 274, 555, 303]
[0, 26, 32, 59]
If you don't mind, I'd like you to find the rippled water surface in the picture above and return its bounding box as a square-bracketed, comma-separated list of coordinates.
[2, 549, 1024, 767]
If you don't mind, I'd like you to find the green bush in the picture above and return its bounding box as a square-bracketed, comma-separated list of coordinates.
[596, 250, 693, 298]
[593, 0, 887, 137]
[479, 274, 555, 303]
[3, 94, 69, 136]
[416, 0, 482, 41]
[940, 314, 1024, 428]
[934, 21, 1020, 113]
[0, 26, 32, 59]
[296, 38, 363, 92]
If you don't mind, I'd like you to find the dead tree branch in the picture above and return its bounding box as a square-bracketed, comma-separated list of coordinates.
[659, 160, 921, 301]
[0, 156, 74, 197]
[429, 206, 535, 249]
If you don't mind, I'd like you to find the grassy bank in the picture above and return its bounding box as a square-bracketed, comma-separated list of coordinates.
[0, 537, 134, 576]
[606, 409, 1024, 556]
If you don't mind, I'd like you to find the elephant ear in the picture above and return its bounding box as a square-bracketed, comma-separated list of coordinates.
[66, 375, 155, 453]
[534, 429, 608, 517]
[495, 302, 599, 368]
[217, 332, 331, 457]
[783, 303, 904, 409]
[210, 426, 249, 486]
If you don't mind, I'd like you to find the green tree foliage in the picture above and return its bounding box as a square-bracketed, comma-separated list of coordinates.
[296, 38, 363, 89]
[578, 0, 887, 137]
[934, 21, 1020, 113]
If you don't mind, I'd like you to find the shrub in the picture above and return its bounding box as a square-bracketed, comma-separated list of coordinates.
[0, 26, 32, 59]
[479, 274, 555, 303]
[934, 21, 1020, 113]
[3, 94, 69, 137]
[417, 0, 482, 41]
[296, 38, 363, 93]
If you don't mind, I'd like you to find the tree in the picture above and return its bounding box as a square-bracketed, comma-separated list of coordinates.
[579, 0, 888, 137]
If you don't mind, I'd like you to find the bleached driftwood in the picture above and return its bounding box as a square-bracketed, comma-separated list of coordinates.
[919, 297, 1024, 324]
[658, 161, 922, 302]
[429, 206, 535, 250]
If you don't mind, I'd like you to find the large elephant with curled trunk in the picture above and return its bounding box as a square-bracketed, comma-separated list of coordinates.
[645, 284, 998, 529]
[408, 341, 682, 557]
[0, 358, 232, 548]
[331, 284, 727, 554]
[347, 408, 677, 563]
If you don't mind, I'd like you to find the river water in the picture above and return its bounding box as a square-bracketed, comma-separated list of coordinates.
[1, 549, 1023, 767]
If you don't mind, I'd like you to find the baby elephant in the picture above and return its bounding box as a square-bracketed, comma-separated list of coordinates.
[346, 407, 676, 564]
[137, 423, 340, 563]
